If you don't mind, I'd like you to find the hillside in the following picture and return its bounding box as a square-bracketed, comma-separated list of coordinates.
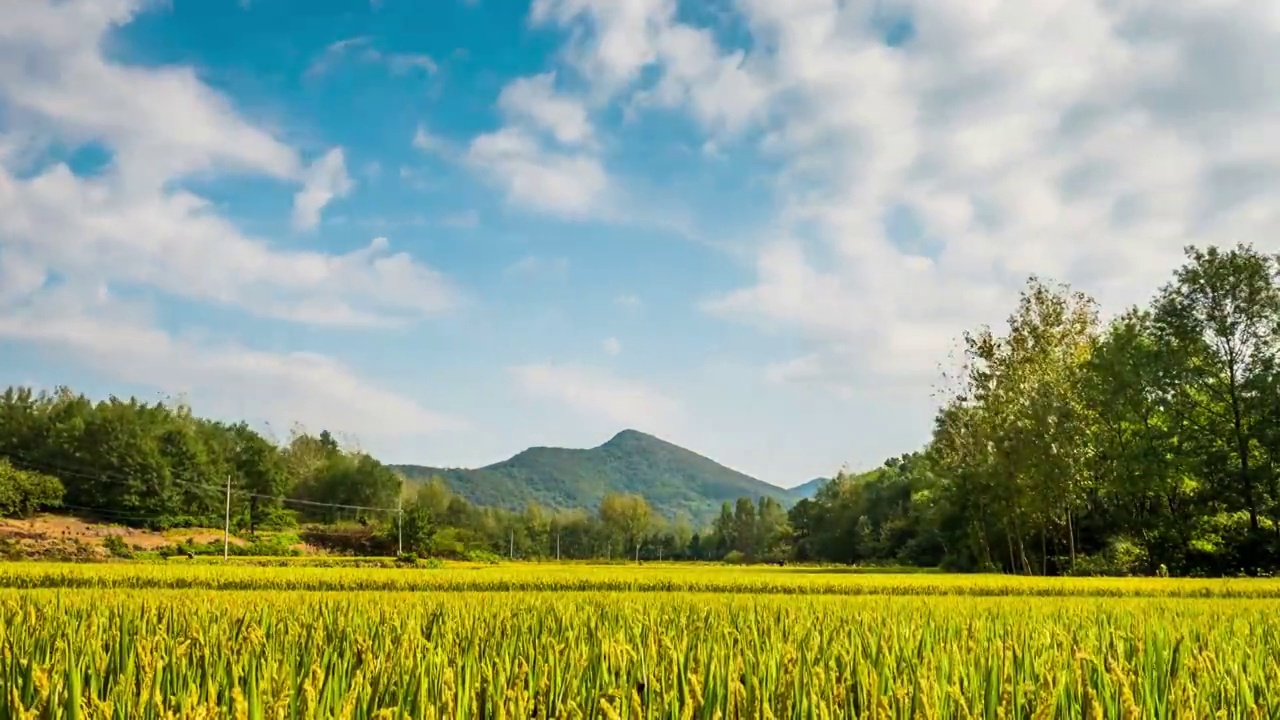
[788, 477, 829, 500]
[394, 430, 791, 523]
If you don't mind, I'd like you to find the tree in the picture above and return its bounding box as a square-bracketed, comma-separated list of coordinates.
[398, 483, 440, 555]
[598, 493, 653, 561]
[1153, 244, 1280, 538]
[0, 459, 63, 517]
[930, 276, 1099, 574]
[229, 423, 289, 533]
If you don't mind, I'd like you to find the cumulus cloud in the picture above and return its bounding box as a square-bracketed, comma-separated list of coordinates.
[498, 72, 594, 146]
[530, 0, 769, 137]
[510, 363, 681, 430]
[529, 0, 1280, 392]
[0, 0, 461, 441]
[466, 127, 608, 218]
[465, 66, 610, 218]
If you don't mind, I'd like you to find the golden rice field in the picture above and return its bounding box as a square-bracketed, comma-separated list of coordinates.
[2, 563, 1279, 719]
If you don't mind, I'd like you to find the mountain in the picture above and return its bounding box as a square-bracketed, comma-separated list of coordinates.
[392, 430, 791, 523]
[788, 477, 829, 500]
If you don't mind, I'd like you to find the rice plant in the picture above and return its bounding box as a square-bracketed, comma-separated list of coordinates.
[2, 581, 1279, 718]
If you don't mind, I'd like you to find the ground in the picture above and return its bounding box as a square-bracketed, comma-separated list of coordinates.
[0, 513, 248, 558]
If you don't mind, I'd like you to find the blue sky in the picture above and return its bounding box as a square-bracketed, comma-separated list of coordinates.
[3, 0, 1278, 487]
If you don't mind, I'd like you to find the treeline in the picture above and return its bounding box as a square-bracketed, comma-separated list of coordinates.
[0, 386, 785, 561]
[397, 478, 793, 562]
[0, 387, 401, 532]
[789, 244, 1280, 576]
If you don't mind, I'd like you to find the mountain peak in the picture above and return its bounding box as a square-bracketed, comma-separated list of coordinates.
[603, 428, 660, 446]
[394, 430, 792, 523]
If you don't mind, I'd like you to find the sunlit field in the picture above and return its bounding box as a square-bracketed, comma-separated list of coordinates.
[5, 560, 1280, 598]
[3, 563, 1280, 718]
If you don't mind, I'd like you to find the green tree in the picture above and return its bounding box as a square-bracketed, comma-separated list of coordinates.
[599, 492, 653, 561]
[1152, 244, 1280, 538]
[0, 459, 63, 517]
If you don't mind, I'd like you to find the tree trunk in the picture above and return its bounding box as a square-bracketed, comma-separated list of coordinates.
[1228, 368, 1260, 532]
[1066, 507, 1076, 570]
[1040, 526, 1048, 576]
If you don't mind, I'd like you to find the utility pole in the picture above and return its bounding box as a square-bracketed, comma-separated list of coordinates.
[509, 529, 514, 560]
[223, 473, 231, 560]
[397, 495, 403, 556]
[556, 532, 561, 562]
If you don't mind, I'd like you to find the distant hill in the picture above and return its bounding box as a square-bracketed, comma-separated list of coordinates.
[788, 477, 829, 500]
[392, 430, 792, 523]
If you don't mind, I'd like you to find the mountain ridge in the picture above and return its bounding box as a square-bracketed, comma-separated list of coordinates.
[393, 429, 803, 523]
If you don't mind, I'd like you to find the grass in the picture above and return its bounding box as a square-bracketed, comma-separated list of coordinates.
[2, 563, 1280, 718]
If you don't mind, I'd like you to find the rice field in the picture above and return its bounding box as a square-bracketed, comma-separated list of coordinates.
[2, 563, 1279, 719]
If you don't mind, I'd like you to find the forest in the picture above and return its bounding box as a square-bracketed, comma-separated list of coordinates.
[3, 243, 1280, 575]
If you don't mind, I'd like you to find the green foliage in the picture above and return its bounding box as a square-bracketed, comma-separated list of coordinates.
[0, 459, 63, 517]
[466, 549, 502, 564]
[0, 386, 405, 534]
[102, 534, 133, 559]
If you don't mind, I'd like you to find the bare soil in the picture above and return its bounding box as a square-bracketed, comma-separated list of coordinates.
[0, 513, 249, 552]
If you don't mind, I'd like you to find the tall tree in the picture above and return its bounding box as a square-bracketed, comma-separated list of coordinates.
[1153, 244, 1280, 537]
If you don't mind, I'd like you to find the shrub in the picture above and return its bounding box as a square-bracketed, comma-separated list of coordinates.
[466, 550, 502, 565]
[0, 460, 64, 518]
[103, 534, 133, 559]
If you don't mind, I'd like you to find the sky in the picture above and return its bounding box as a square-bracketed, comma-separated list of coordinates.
[2, 0, 1280, 488]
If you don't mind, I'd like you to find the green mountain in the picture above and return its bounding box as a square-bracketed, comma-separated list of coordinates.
[392, 429, 791, 523]
[788, 477, 829, 500]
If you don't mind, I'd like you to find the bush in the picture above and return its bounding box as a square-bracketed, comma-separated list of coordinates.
[103, 534, 133, 559]
[1068, 536, 1146, 577]
[722, 550, 747, 565]
[466, 550, 502, 565]
[0, 460, 64, 518]
[396, 552, 418, 565]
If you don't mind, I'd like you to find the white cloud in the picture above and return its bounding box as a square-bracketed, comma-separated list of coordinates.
[464, 66, 610, 218]
[292, 147, 354, 231]
[412, 124, 452, 157]
[466, 127, 608, 218]
[0, 0, 298, 186]
[0, 0, 463, 445]
[530, 0, 769, 138]
[455, 0, 765, 222]
[602, 337, 621, 355]
[385, 53, 438, 75]
[510, 363, 681, 430]
[497, 72, 594, 146]
[520, 0, 1280, 395]
[0, 164, 455, 325]
[307, 36, 437, 79]
[0, 287, 464, 439]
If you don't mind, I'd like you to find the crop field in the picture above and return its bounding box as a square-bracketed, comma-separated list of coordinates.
[2, 564, 1279, 719]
